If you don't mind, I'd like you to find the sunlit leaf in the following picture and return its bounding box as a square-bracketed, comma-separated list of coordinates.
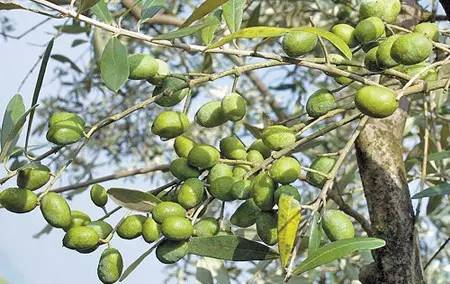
[141, 0, 165, 22]
[181, 0, 229, 28]
[223, 0, 245, 33]
[107, 187, 161, 212]
[277, 194, 301, 267]
[200, 10, 221, 45]
[100, 37, 129, 92]
[1, 94, 25, 151]
[91, 0, 113, 24]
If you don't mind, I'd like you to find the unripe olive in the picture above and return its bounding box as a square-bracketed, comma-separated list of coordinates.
[248, 139, 272, 158]
[306, 156, 336, 187]
[0, 188, 38, 213]
[274, 185, 301, 203]
[170, 158, 201, 181]
[208, 176, 236, 201]
[116, 215, 146, 239]
[230, 199, 260, 228]
[193, 217, 220, 237]
[219, 136, 246, 160]
[364, 47, 380, 72]
[87, 220, 113, 239]
[282, 31, 318, 57]
[155, 240, 188, 264]
[187, 144, 220, 169]
[391, 33, 433, 66]
[322, 209, 355, 241]
[414, 22, 439, 41]
[262, 125, 295, 151]
[221, 92, 247, 121]
[17, 163, 50, 191]
[128, 53, 158, 80]
[151, 111, 190, 139]
[40, 192, 71, 228]
[97, 248, 123, 284]
[174, 135, 196, 158]
[256, 211, 278, 245]
[269, 156, 301, 184]
[63, 226, 100, 250]
[195, 101, 228, 128]
[231, 179, 252, 200]
[232, 165, 249, 180]
[67, 210, 92, 230]
[376, 35, 400, 69]
[161, 216, 193, 240]
[147, 59, 170, 85]
[403, 63, 438, 82]
[207, 163, 233, 184]
[152, 201, 187, 223]
[246, 150, 264, 164]
[49, 112, 85, 128]
[331, 24, 357, 48]
[177, 178, 204, 209]
[142, 217, 161, 243]
[251, 173, 275, 211]
[359, 0, 401, 24]
[355, 86, 398, 118]
[306, 89, 337, 118]
[354, 17, 385, 44]
[47, 120, 84, 145]
[90, 184, 108, 207]
[153, 77, 189, 107]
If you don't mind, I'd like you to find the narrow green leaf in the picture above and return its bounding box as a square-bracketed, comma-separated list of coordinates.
[119, 243, 159, 282]
[293, 237, 386, 275]
[277, 194, 301, 267]
[308, 212, 321, 257]
[91, 0, 113, 24]
[200, 10, 222, 45]
[243, 122, 263, 138]
[141, 0, 165, 22]
[411, 183, 450, 199]
[154, 17, 216, 40]
[222, 0, 245, 33]
[55, 24, 90, 34]
[100, 37, 129, 92]
[107, 187, 161, 212]
[196, 257, 231, 284]
[71, 39, 88, 47]
[78, 0, 99, 13]
[428, 150, 450, 161]
[51, 54, 82, 73]
[181, 0, 229, 28]
[1, 94, 25, 151]
[188, 235, 279, 261]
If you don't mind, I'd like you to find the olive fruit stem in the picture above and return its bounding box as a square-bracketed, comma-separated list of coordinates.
[218, 158, 255, 167]
[302, 167, 330, 178]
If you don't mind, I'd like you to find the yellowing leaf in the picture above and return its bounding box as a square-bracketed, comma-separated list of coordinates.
[277, 194, 301, 267]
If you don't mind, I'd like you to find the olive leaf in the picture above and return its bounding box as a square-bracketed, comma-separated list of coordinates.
[277, 194, 301, 267]
[307, 212, 322, 257]
[200, 10, 222, 45]
[119, 242, 160, 282]
[107, 188, 161, 212]
[141, 0, 165, 23]
[154, 16, 217, 40]
[91, 0, 113, 24]
[411, 183, 450, 199]
[181, 0, 229, 28]
[1, 94, 25, 151]
[222, 0, 245, 33]
[100, 37, 129, 92]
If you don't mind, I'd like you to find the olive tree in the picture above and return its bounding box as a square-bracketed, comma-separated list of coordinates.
[0, 0, 449, 283]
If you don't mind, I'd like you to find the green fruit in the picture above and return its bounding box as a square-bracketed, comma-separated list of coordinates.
[128, 53, 158, 80]
[47, 120, 84, 145]
[196, 101, 228, 128]
[414, 22, 439, 41]
[251, 173, 275, 211]
[404, 63, 438, 82]
[174, 136, 196, 158]
[49, 112, 85, 128]
[327, 54, 353, 85]
[17, 163, 50, 191]
[116, 215, 146, 239]
[249, 139, 272, 158]
[322, 209, 355, 241]
[306, 156, 336, 187]
[0, 188, 38, 213]
[187, 144, 220, 169]
[193, 217, 220, 237]
[221, 92, 247, 121]
[391, 33, 433, 65]
[161, 216, 193, 240]
[64, 210, 91, 231]
[208, 176, 236, 201]
[383, 0, 401, 23]
[274, 185, 301, 203]
[207, 163, 233, 183]
[87, 221, 113, 239]
[232, 165, 249, 180]
[177, 178, 204, 209]
[63, 226, 100, 250]
[354, 17, 385, 44]
[230, 199, 260, 228]
[147, 59, 170, 85]
[246, 150, 264, 163]
[97, 248, 123, 284]
[151, 111, 190, 139]
[152, 201, 186, 223]
[306, 89, 337, 118]
[40, 192, 71, 228]
[90, 184, 108, 207]
[282, 31, 318, 57]
[331, 24, 357, 48]
[359, 0, 400, 23]
[153, 77, 189, 107]
[262, 125, 296, 151]
[170, 158, 201, 180]
[364, 47, 380, 72]
[142, 217, 161, 243]
[256, 211, 278, 245]
[355, 86, 398, 118]
[376, 35, 400, 69]
[219, 136, 246, 160]
[269, 156, 301, 184]
[155, 240, 188, 264]
[231, 179, 252, 200]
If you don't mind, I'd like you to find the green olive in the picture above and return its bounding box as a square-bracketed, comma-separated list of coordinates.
[391, 33, 433, 66]
[187, 144, 220, 169]
[246, 150, 264, 164]
[153, 76, 189, 107]
[354, 17, 385, 44]
[17, 163, 50, 191]
[195, 100, 228, 128]
[155, 240, 188, 264]
[142, 217, 161, 243]
[193, 217, 220, 237]
[322, 209, 355, 241]
[49, 112, 85, 128]
[331, 24, 357, 48]
[306, 156, 336, 188]
[90, 184, 108, 207]
[0, 187, 38, 213]
[306, 89, 337, 118]
[151, 111, 190, 139]
[64, 210, 92, 231]
[116, 215, 146, 239]
[274, 185, 301, 203]
[376, 35, 400, 69]
[170, 157, 201, 181]
[231, 179, 253, 200]
[261, 125, 295, 151]
[208, 176, 236, 201]
[282, 31, 318, 57]
[221, 92, 247, 121]
[40, 192, 72, 228]
[207, 163, 233, 184]
[219, 135, 247, 160]
[355, 86, 398, 118]
[97, 247, 123, 284]
[364, 46, 381, 72]
[87, 220, 114, 239]
[128, 53, 158, 80]
[414, 22, 439, 41]
[177, 178, 204, 209]
[152, 201, 187, 223]
[46, 120, 84, 145]
[359, 0, 401, 24]
[174, 135, 196, 158]
[251, 173, 275, 211]
[161, 216, 193, 241]
[63, 226, 99, 250]
[147, 59, 170, 85]
[248, 139, 272, 158]
[269, 156, 301, 184]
